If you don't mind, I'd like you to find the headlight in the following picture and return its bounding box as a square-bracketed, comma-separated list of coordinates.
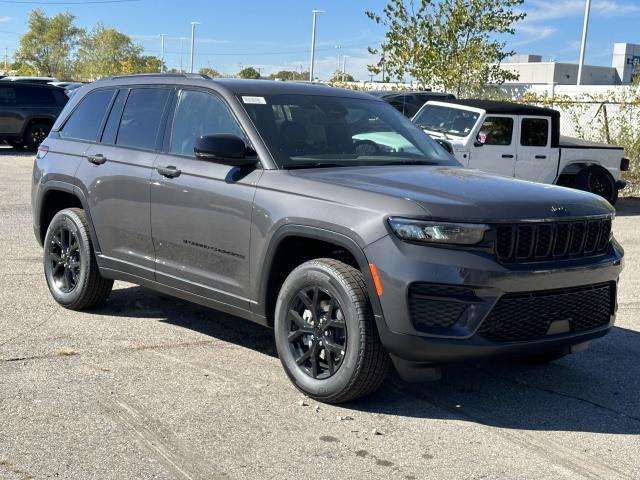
[388, 217, 489, 245]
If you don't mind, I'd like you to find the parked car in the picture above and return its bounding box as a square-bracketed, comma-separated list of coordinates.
[1, 82, 68, 150]
[369, 90, 455, 118]
[32, 74, 623, 403]
[2, 76, 58, 84]
[412, 99, 628, 204]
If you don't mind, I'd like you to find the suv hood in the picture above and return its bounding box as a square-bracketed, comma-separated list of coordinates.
[289, 166, 614, 221]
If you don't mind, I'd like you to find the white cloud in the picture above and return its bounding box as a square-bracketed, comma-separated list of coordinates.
[523, 0, 640, 22]
[0, 16, 12, 23]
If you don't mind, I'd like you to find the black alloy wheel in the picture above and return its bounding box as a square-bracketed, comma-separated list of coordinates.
[286, 286, 347, 379]
[47, 225, 81, 293]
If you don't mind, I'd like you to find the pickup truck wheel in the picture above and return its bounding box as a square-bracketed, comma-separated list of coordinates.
[43, 208, 113, 310]
[274, 258, 390, 404]
[577, 167, 618, 205]
[24, 123, 50, 151]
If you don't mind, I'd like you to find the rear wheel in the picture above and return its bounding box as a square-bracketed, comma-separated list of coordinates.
[274, 258, 389, 404]
[24, 123, 50, 151]
[577, 167, 618, 205]
[43, 208, 113, 310]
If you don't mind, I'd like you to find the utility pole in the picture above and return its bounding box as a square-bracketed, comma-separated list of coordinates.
[159, 34, 167, 73]
[190, 21, 200, 74]
[577, 0, 592, 86]
[309, 9, 324, 82]
[179, 37, 186, 73]
[335, 44, 341, 72]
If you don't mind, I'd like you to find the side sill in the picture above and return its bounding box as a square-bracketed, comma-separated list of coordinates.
[99, 267, 266, 327]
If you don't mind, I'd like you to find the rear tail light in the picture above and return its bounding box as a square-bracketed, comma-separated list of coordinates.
[621, 157, 630, 171]
[37, 145, 49, 159]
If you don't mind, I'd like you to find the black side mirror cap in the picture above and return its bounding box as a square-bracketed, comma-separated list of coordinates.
[473, 140, 484, 147]
[194, 134, 259, 167]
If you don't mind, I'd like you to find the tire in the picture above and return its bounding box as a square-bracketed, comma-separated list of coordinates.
[274, 258, 390, 404]
[43, 208, 113, 310]
[576, 166, 618, 205]
[515, 350, 568, 365]
[24, 122, 50, 151]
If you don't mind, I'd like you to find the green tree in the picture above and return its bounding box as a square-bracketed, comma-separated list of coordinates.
[75, 23, 154, 80]
[15, 9, 84, 79]
[237, 66, 261, 79]
[329, 70, 355, 83]
[266, 69, 309, 81]
[198, 67, 220, 77]
[366, 0, 525, 96]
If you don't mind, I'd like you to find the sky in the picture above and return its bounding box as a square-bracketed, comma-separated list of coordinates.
[0, 0, 639, 80]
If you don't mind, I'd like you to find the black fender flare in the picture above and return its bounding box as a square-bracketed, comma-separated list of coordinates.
[255, 224, 384, 320]
[38, 181, 102, 253]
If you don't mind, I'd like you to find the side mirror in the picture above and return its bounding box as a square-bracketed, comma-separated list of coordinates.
[474, 132, 487, 147]
[473, 140, 484, 147]
[194, 134, 258, 167]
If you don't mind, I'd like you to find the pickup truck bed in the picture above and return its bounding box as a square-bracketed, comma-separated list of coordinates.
[560, 136, 624, 151]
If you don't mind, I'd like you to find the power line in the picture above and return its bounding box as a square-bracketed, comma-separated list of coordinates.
[0, 0, 141, 4]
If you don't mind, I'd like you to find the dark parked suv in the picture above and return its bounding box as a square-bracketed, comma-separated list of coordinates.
[32, 74, 624, 403]
[1, 82, 68, 150]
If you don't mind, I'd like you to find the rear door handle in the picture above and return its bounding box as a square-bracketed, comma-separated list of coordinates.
[157, 165, 181, 178]
[502, 154, 514, 158]
[87, 154, 106, 165]
[535, 155, 547, 159]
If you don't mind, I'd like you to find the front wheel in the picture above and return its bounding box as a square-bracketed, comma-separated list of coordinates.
[24, 123, 50, 151]
[274, 258, 390, 404]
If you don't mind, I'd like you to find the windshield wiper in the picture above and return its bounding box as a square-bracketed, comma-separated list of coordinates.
[284, 162, 348, 170]
[379, 160, 437, 166]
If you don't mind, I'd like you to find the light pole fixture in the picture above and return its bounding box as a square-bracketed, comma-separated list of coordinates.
[577, 0, 592, 86]
[309, 10, 324, 82]
[159, 33, 167, 73]
[190, 22, 200, 74]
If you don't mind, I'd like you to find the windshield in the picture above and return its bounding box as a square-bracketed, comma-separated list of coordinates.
[413, 104, 479, 137]
[239, 93, 459, 169]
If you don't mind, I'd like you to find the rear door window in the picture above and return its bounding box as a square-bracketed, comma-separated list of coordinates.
[116, 88, 171, 151]
[478, 116, 514, 145]
[17, 86, 56, 105]
[520, 118, 549, 147]
[59, 89, 115, 141]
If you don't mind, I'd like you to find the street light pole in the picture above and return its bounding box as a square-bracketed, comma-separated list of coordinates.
[577, 0, 592, 86]
[309, 9, 324, 82]
[190, 22, 200, 74]
[342, 55, 349, 81]
[335, 44, 341, 72]
[179, 37, 186, 73]
[159, 33, 167, 73]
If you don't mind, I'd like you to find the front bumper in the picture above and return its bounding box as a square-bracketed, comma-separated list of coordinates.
[366, 234, 624, 363]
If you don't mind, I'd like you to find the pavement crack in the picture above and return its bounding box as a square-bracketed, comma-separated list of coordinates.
[476, 367, 640, 424]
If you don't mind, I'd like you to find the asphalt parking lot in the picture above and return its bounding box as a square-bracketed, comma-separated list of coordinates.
[0, 147, 638, 480]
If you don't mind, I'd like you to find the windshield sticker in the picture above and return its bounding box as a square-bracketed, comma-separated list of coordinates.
[242, 96, 267, 105]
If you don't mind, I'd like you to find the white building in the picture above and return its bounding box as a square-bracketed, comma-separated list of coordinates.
[501, 43, 639, 86]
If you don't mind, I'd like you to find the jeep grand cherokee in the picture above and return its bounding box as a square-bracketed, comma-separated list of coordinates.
[32, 74, 624, 403]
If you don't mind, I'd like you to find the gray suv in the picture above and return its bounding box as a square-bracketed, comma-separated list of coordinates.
[32, 74, 624, 403]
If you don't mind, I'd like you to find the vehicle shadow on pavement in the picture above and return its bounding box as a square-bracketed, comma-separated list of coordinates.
[98, 285, 639, 435]
[615, 197, 640, 217]
[0, 146, 34, 157]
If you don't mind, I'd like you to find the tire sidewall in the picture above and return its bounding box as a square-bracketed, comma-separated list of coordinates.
[25, 123, 49, 151]
[43, 210, 91, 306]
[274, 263, 365, 399]
[578, 167, 617, 204]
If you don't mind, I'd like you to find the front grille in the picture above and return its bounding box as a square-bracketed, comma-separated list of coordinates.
[477, 283, 614, 343]
[495, 217, 611, 263]
[408, 284, 476, 332]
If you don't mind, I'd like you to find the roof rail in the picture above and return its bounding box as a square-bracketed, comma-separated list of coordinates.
[107, 73, 211, 80]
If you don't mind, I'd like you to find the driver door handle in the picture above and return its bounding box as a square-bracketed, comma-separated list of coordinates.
[157, 165, 181, 178]
[87, 154, 106, 165]
[535, 155, 547, 159]
[502, 154, 514, 158]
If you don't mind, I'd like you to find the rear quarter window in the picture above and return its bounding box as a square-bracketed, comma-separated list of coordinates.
[59, 89, 115, 142]
[0, 86, 16, 104]
[16, 86, 56, 105]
